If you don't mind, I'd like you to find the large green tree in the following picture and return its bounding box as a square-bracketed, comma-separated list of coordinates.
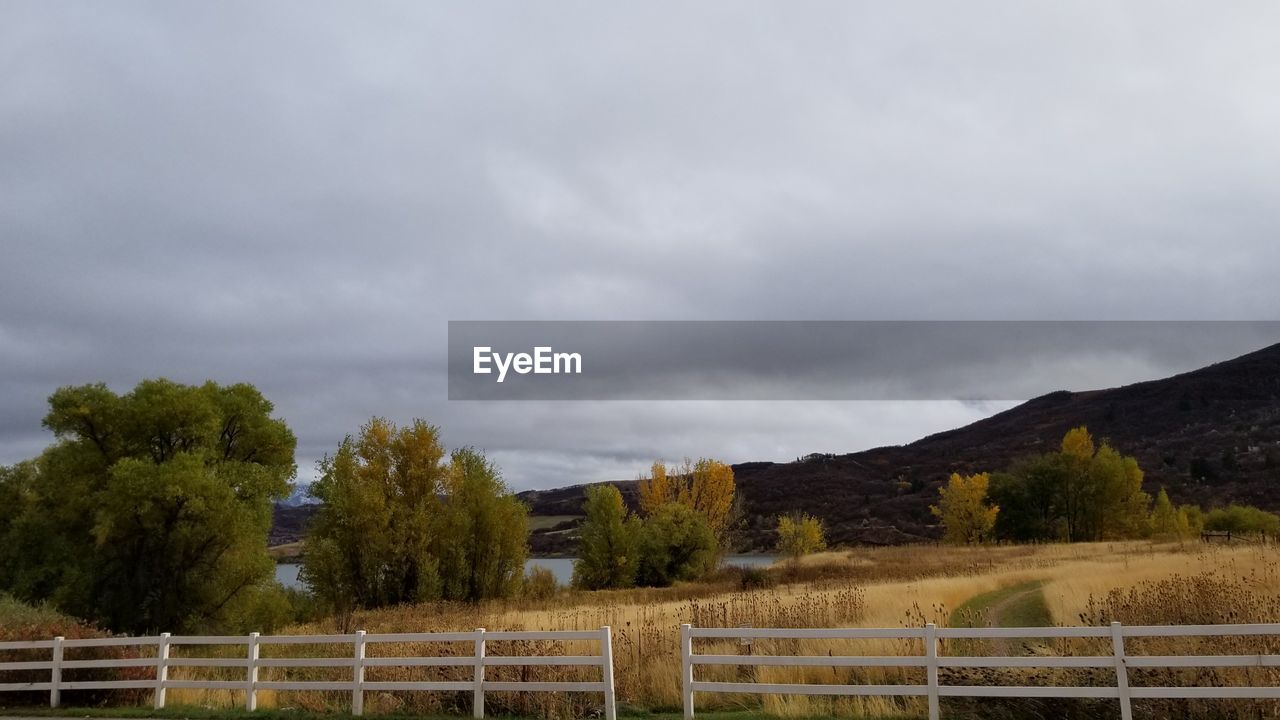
[0, 380, 295, 634]
[572, 484, 640, 590]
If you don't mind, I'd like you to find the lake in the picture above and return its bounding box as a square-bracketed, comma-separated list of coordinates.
[275, 554, 776, 590]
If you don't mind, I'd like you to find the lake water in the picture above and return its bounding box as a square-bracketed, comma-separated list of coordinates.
[275, 554, 776, 590]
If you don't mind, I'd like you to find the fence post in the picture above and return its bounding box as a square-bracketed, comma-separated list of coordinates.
[925, 623, 940, 720]
[1111, 622, 1132, 720]
[155, 632, 171, 710]
[246, 632, 260, 711]
[352, 630, 366, 716]
[473, 628, 486, 719]
[681, 623, 694, 720]
[600, 626, 617, 720]
[49, 636, 64, 708]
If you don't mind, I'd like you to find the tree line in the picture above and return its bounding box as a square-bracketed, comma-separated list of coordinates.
[932, 426, 1280, 544]
[0, 379, 754, 634]
[0, 380, 537, 634]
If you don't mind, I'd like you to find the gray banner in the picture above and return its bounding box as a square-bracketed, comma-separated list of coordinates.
[447, 321, 1280, 401]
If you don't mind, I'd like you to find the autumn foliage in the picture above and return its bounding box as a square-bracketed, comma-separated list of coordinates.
[776, 512, 827, 562]
[637, 458, 736, 543]
[931, 472, 999, 544]
[576, 457, 736, 589]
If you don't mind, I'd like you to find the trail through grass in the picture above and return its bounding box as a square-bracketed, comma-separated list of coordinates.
[948, 580, 1050, 629]
[947, 580, 1051, 656]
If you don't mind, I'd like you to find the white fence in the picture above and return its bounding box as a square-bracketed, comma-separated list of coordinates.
[0, 627, 616, 720]
[681, 622, 1280, 720]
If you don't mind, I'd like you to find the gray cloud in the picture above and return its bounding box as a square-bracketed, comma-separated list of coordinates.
[3, 2, 1279, 489]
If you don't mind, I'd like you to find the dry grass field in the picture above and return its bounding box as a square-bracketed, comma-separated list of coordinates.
[151, 540, 1280, 719]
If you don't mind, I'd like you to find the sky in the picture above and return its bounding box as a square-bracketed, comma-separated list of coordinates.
[3, 2, 1280, 491]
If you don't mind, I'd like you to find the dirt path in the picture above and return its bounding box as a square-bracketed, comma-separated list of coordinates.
[983, 583, 1045, 655]
[949, 580, 1051, 656]
[986, 583, 1043, 627]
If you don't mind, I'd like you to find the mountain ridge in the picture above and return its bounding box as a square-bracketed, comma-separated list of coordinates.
[519, 342, 1280, 553]
[272, 342, 1280, 554]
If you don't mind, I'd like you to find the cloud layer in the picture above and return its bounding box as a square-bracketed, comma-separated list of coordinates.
[3, 2, 1279, 488]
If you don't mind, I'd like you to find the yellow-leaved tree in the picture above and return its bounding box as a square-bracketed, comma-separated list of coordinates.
[637, 461, 678, 515]
[931, 472, 999, 544]
[636, 458, 736, 547]
[683, 458, 736, 543]
[776, 512, 826, 563]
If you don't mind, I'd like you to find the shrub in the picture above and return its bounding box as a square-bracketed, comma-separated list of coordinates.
[0, 595, 149, 707]
[737, 566, 775, 591]
[522, 566, 560, 600]
[635, 503, 718, 587]
[1204, 504, 1280, 535]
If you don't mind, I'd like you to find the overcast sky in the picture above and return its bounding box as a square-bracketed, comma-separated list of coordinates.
[4, 2, 1280, 491]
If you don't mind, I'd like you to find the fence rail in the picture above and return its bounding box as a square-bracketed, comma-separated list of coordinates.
[681, 622, 1280, 720]
[8, 622, 1280, 720]
[0, 627, 615, 720]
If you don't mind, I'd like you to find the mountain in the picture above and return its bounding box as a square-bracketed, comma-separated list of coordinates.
[520, 342, 1280, 553]
[270, 343, 1280, 555]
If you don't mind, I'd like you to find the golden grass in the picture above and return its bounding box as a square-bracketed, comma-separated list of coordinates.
[154, 541, 1280, 718]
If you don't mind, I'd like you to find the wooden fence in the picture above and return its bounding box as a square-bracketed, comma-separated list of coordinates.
[681, 622, 1280, 720]
[0, 627, 616, 720]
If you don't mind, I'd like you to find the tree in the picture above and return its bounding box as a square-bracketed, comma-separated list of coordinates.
[0, 461, 38, 588]
[1180, 504, 1206, 536]
[1151, 489, 1190, 540]
[1061, 426, 1095, 462]
[435, 447, 529, 602]
[775, 512, 826, 563]
[302, 421, 528, 617]
[989, 455, 1068, 542]
[1058, 426, 1096, 542]
[682, 458, 736, 545]
[572, 485, 640, 590]
[1085, 444, 1151, 539]
[302, 418, 447, 617]
[637, 461, 677, 516]
[931, 472, 999, 544]
[989, 427, 1152, 543]
[0, 380, 295, 634]
[635, 503, 718, 587]
[636, 458, 736, 548]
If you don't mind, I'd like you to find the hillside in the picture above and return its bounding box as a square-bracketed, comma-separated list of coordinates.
[272, 343, 1280, 555]
[520, 342, 1280, 553]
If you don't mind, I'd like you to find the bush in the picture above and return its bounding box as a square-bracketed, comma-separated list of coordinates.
[635, 503, 718, 587]
[0, 595, 149, 707]
[736, 566, 775, 591]
[1204, 504, 1280, 535]
[522, 566, 560, 600]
